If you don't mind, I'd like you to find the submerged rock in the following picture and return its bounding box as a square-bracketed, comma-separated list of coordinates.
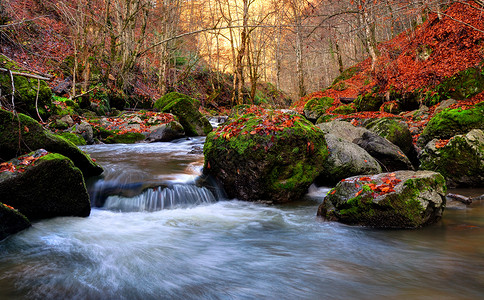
[154, 92, 212, 136]
[0, 150, 91, 220]
[203, 111, 328, 203]
[317, 134, 382, 185]
[419, 129, 484, 187]
[0, 109, 103, 177]
[0, 202, 31, 241]
[318, 171, 446, 228]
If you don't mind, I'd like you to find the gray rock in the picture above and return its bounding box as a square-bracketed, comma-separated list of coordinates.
[147, 121, 185, 142]
[434, 99, 457, 115]
[317, 134, 382, 185]
[75, 121, 94, 144]
[354, 131, 414, 172]
[316, 120, 368, 143]
[318, 171, 446, 228]
[60, 115, 75, 127]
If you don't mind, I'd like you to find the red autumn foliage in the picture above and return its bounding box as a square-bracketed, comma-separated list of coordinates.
[214, 106, 302, 140]
[0, 151, 49, 174]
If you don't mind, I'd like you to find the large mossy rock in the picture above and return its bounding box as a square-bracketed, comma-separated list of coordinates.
[0, 150, 91, 220]
[0, 203, 31, 241]
[154, 92, 212, 136]
[419, 129, 484, 187]
[317, 171, 446, 228]
[203, 112, 329, 203]
[0, 55, 53, 120]
[317, 134, 382, 185]
[354, 92, 384, 112]
[303, 96, 334, 122]
[418, 103, 484, 146]
[0, 109, 103, 177]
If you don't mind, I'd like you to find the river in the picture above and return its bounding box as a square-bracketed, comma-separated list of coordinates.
[1, 137, 483, 299]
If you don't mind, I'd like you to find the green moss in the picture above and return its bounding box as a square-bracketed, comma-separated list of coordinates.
[354, 90, 384, 112]
[332, 66, 361, 86]
[332, 104, 356, 115]
[0, 55, 53, 120]
[104, 132, 145, 144]
[154, 92, 211, 136]
[303, 96, 334, 113]
[0, 109, 102, 177]
[57, 132, 86, 146]
[419, 105, 484, 145]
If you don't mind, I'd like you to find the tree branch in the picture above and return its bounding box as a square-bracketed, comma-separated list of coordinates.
[0, 68, 52, 81]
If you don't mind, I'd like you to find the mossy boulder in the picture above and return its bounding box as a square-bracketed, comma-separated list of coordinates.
[104, 132, 146, 144]
[57, 132, 86, 146]
[0, 150, 91, 220]
[318, 171, 446, 228]
[434, 67, 484, 101]
[316, 134, 382, 185]
[303, 96, 334, 122]
[0, 203, 31, 241]
[418, 104, 484, 146]
[332, 104, 356, 115]
[0, 109, 103, 177]
[203, 111, 329, 203]
[365, 118, 413, 156]
[354, 92, 384, 112]
[419, 129, 484, 187]
[154, 92, 212, 136]
[0, 55, 53, 120]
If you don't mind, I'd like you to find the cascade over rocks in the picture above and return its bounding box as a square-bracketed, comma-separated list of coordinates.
[419, 129, 484, 187]
[0, 109, 103, 177]
[154, 92, 212, 136]
[318, 171, 446, 228]
[0, 150, 91, 220]
[317, 134, 382, 185]
[203, 110, 329, 203]
[0, 203, 31, 241]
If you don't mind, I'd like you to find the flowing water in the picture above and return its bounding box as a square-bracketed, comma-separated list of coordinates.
[1, 137, 484, 300]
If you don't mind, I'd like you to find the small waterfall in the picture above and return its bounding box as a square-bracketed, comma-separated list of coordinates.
[103, 184, 217, 212]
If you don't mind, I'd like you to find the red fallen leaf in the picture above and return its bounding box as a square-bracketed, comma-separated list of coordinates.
[250, 130, 257, 135]
[3, 203, 15, 210]
[24, 126, 29, 133]
[207, 161, 211, 169]
[359, 177, 371, 181]
[368, 183, 377, 190]
[355, 183, 360, 188]
[389, 173, 396, 177]
[330, 190, 336, 195]
[364, 160, 368, 163]
[355, 189, 363, 197]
